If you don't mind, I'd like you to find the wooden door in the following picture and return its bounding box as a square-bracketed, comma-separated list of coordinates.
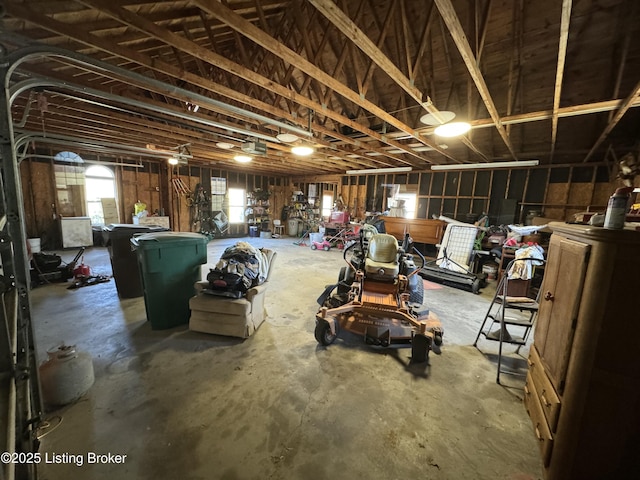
[534, 235, 590, 393]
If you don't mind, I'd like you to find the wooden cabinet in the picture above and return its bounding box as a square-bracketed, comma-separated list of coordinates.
[525, 222, 640, 479]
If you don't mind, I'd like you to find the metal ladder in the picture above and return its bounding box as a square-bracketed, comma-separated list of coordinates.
[474, 257, 544, 384]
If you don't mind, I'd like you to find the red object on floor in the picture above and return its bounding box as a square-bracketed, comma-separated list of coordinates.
[73, 264, 90, 278]
[423, 280, 443, 290]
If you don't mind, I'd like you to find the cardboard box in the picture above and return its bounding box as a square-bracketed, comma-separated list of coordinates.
[101, 198, 119, 224]
[133, 216, 171, 229]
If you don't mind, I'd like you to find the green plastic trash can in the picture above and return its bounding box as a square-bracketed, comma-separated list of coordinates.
[102, 224, 169, 298]
[131, 232, 208, 330]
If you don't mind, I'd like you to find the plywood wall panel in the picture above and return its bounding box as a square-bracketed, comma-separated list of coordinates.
[592, 183, 613, 208]
[119, 168, 139, 224]
[545, 183, 569, 205]
[568, 183, 594, 206]
[544, 207, 567, 221]
[28, 161, 58, 247]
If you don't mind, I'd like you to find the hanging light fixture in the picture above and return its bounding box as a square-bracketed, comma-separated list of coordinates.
[276, 132, 299, 143]
[434, 121, 472, 137]
[420, 111, 456, 126]
[234, 154, 252, 163]
[420, 109, 471, 138]
[290, 109, 315, 156]
[291, 145, 314, 156]
[216, 142, 235, 149]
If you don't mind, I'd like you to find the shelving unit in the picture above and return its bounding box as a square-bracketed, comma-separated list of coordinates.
[246, 189, 271, 232]
[210, 177, 228, 236]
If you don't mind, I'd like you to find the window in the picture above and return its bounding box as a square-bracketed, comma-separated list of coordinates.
[322, 192, 333, 219]
[228, 188, 245, 223]
[84, 165, 117, 225]
[387, 187, 417, 219]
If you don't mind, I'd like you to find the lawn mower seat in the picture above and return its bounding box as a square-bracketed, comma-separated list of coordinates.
[365, 233, 400, 282]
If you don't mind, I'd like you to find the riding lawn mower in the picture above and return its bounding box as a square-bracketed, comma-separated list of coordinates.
[315, 232, 443, 362]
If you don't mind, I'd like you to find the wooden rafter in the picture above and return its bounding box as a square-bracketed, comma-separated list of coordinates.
[410, 2, 435, 83]
[583, 80, 640, 163]
[434, 0, 518, 160]
[194, 0, 453, 161]
[550, 0, 573, 161]
[17, 0, 427, 164]
[3, 0, 638, 174]
[360, 0, 397, 97]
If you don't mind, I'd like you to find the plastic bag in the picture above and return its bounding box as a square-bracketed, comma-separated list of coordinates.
[507, 245, 544, 280]
[134, 201, 147, 215]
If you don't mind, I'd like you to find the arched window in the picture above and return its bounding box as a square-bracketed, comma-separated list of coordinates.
[84, 165, 117, 225]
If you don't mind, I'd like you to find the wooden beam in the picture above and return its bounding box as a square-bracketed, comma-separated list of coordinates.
[399, 0, 413, 80]
[9, 0, 435, 164]
[434, 0, 518, 160]
[550, 0, 573, 161]
[414, 97, 640, 133]
[194, 0, 453, 159]
[309, 0, 424, 105]
[608, 1, 636, 122]
[361, 0, 397, 97]
[583, 80, 640, 163]
[410, 2, 435, 82]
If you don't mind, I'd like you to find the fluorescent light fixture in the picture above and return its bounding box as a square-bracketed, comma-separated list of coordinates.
[434, 122, 471, 137]
[431, 160, 539, 171]
[291, 145, 314, 156]
[234, 154, 252, 163]
[346, 167, 412, 175]
[168, 157, 179, 165]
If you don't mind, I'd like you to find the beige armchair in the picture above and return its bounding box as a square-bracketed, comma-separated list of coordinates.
[189, 249, 277, 338]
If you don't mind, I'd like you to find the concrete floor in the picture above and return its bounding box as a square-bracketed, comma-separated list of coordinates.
[30, 236, 543, 480]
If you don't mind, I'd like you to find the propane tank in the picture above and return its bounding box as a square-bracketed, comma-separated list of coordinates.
[603, 187, 634, 230]
[39, 344, 94, 407]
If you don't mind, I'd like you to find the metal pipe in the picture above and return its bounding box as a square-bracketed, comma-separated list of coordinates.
[15, 132, 177, 160]
[10, 77, 280, 144]
[13, 90, 35, 128]
[4, 45, 312, 138]
[18, 154, 145, 168]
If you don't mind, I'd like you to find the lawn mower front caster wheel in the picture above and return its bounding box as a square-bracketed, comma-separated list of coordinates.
[315, 320, 337, 346]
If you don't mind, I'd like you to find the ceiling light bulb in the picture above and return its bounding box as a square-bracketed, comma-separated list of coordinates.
[276, 133, 299, 143]
[291, 145, 314, 156]
[216, 142, 234, 149]
[234, 154, 252, 163]
[168, 157, 179, 165]
[434, 122, 471, 137]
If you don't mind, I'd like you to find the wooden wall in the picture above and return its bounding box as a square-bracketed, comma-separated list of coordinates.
[19, 154, 634, 250]
[19, 155, 293, 249]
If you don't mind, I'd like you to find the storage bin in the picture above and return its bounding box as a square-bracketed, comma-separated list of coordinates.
[103, 224, 169, 298]
[131, 232, 208, 329]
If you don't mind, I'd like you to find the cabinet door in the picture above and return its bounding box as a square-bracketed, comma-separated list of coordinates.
[534, 235, 590, 393]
